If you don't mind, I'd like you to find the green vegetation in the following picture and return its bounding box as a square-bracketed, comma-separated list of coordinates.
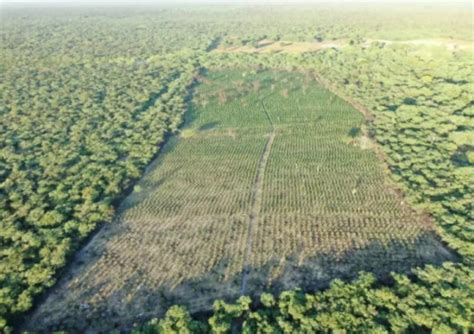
[313, 46, 474, 261]
[0, 55, 198, 329]
[1, 3, 472, 333]
[1, 9, 202, 330]
[134, 263, 473, 333]
[24, 70, 454, 332]
[206, 45, 474, 252]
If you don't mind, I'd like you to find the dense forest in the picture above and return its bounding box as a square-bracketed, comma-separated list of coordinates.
[134, 263, 472, 333]
[1, 4, 473, 332]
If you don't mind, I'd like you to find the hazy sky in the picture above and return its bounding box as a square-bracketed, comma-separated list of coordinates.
[2, 0, 471, 3]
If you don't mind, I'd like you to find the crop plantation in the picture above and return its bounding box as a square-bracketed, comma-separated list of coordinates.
[2, 4, 472, 332]
[25, 70, 454, 332]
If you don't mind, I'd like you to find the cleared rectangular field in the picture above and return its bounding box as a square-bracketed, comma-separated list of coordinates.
[26, 70, 454, 332]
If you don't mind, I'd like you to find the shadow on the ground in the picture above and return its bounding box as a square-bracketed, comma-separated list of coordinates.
[23, 227, 457, 333]
[198, 122, 219, 131]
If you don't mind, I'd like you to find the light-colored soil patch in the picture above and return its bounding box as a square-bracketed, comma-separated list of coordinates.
[215, 38, 474, 54]
[214, 40, 345, 54]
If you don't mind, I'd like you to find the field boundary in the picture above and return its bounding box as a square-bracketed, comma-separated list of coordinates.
[311, 72, 460, 257]
[312, 71, 422, 205]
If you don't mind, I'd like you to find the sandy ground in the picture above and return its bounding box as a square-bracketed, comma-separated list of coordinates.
[214, 38, 474, 54]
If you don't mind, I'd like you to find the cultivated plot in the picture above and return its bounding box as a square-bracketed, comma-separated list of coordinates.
[26, 70, 454, 332]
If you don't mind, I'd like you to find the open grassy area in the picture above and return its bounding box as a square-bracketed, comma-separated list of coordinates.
[25, 70, 454, 332]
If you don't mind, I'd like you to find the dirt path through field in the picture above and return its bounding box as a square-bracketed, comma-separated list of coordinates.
[240, 99, 275, 295]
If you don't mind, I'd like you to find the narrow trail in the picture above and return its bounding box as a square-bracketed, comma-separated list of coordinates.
[240, 100, 275, 296]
